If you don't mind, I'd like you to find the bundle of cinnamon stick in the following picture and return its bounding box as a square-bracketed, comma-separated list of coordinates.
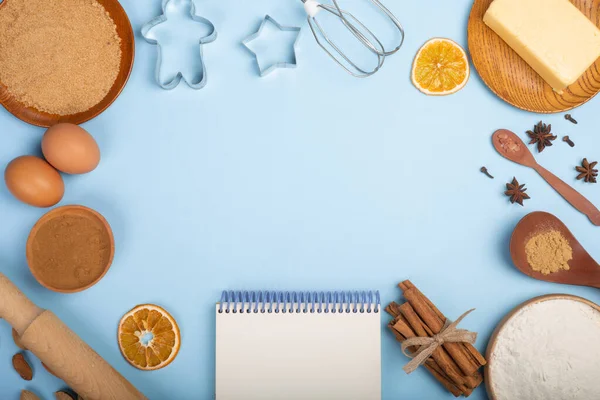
[386, 281, 486, 397]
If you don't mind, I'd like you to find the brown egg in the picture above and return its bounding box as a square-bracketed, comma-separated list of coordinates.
[42, 123, 101, 174]
[4, 156, 64, 207]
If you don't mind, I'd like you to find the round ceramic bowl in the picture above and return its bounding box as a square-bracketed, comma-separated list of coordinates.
[0, 0, 135, 127]
[26, 205, 115, 293]
[485, 294, 600, 399]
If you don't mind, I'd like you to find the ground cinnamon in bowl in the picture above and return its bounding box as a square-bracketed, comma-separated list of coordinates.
[0, 0, 122, 115]
[26, 205, 114, 293]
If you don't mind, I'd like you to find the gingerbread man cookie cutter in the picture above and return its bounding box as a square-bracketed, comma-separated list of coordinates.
[141, 0, 217, 89]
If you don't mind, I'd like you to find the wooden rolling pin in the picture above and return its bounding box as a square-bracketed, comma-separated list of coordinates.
[0, 273, 147, 400]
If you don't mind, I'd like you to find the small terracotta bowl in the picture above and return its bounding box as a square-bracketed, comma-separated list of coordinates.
[0, 0, 135, 127]
[26, 205, 115, 293]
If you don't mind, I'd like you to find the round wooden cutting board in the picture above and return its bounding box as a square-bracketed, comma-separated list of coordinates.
[468, 0, 600, 113]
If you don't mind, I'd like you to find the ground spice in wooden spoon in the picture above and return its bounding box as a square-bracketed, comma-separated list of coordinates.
[26, 206, 114, 292]
[525, 230, 572, 275]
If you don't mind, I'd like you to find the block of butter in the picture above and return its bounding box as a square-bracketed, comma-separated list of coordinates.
[484, 0, 600, 92]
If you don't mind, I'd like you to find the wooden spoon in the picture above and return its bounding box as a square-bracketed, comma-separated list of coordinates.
[493, 129, 600, 226]
[510, 211, 600, 288]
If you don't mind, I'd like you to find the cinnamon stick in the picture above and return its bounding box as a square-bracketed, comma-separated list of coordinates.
[399, 281, 444, 319]
[388, 318, 466, 397]
[400, 280, 486, 368]
[402, 287, 481, 377]
[425, 364, 466, 397]
[398, 303, 480, 390]
[399, 303, 482, 389]
[385, 302, 401, 318]
[404, 282, 486, 368]
[401, 280, 486, 368]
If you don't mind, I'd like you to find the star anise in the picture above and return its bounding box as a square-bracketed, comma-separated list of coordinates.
[527, 121, 556, 152]
[576, 158, 598, 183]
[505, 177, 530, 206]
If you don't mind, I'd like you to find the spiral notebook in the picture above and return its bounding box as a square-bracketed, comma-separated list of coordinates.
[215, 291, 381, 400]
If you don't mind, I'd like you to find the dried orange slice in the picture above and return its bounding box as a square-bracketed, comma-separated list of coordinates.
[118, 304, 180, 371]
[411, 38, 470, 95]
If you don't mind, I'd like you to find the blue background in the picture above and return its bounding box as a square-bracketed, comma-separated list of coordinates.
[1, 0, 600, 398]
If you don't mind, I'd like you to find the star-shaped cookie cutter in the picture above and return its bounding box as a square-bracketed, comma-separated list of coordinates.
[242, 15, 301, 77]
[141, 0, 217, 90]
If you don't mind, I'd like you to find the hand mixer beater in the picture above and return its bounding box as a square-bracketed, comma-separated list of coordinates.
[301, 0, 404, 77]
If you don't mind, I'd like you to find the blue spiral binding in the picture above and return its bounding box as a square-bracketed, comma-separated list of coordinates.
[218, 290, 380, 314]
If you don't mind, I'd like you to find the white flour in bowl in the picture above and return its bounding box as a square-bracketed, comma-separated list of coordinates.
[489, 298, 600, 400]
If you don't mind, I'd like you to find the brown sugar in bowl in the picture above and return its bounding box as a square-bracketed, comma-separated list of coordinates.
[0, 0, 134, 127]
[26, 205, 115, 293]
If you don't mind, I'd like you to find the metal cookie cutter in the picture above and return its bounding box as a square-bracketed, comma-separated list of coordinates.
[141, 0, 217, 89]
[242, 15, 301, 77]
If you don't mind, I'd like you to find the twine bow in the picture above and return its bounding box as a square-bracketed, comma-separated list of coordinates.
[401, 309, 477, 374]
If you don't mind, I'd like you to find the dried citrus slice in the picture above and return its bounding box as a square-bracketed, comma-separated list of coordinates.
[411, 38, 470, 95]
[118, 304, 181, 371]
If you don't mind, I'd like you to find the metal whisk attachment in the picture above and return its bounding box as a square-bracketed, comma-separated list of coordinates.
[302, 0, 404, 78]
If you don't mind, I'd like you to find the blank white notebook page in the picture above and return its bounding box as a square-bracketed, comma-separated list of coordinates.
[215, 304, 381, 400]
